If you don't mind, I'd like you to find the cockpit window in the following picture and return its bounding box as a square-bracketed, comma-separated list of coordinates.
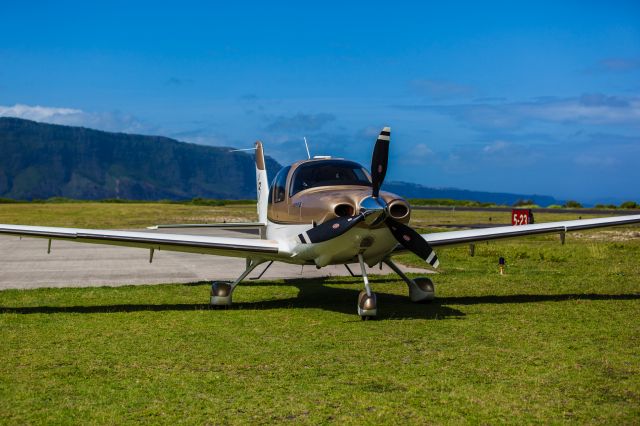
[289, 160, 371, 196]
[269, 166, 291, 204]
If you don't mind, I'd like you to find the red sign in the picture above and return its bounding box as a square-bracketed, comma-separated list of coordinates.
[512, 209, 534, 225]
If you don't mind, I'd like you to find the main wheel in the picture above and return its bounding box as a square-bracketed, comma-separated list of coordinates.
[409, 277, 435, 303]
[210, 281, 233, 306]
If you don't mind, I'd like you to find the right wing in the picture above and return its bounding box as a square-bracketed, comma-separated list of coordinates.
[421, 214, 640, 248]
[0, 224, 283, 260]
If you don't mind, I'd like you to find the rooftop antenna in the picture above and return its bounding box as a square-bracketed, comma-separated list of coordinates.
[303, 137, 311, 160]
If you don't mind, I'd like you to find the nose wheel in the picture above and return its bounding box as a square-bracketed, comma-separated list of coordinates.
[358, 290, 377, 320]
[357, 254, 377, 319]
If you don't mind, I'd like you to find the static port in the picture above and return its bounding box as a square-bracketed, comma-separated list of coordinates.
[334, 204, 355, 217]
[389, 202, 409, 219]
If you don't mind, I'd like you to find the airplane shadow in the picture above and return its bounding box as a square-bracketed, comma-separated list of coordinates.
[1, 276, 639, 321]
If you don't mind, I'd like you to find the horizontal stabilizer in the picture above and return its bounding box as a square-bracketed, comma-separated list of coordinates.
[147, 222, 265, 230]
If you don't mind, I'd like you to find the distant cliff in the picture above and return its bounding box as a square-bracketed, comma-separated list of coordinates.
[383, 181, 561, 207]
[0, 118, 281, 200]
[0, 117, 562, 205]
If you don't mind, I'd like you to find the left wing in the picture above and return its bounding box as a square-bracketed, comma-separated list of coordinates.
[0, 224, 282, 260]
[421, 214, 640, 248]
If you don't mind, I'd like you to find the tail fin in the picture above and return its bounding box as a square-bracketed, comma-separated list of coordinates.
[255, 141, 269, 227]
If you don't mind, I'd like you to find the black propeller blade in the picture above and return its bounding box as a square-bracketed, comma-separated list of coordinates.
[386, 218, 439, 268]
[298, 214, 365, 244]
[370, 127, 390, 198]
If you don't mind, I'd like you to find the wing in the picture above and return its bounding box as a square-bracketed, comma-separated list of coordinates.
[421, 214, 640, 248]
[0, 224, 282, 260]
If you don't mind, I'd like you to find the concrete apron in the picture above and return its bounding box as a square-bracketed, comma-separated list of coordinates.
[0, 228, 433, 290]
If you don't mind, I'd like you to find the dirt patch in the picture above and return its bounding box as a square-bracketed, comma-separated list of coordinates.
[571, 230, 640, 242]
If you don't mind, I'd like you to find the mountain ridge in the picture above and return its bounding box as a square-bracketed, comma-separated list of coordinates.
[0, 117, 562, 205]
[383, 181, 561, 207]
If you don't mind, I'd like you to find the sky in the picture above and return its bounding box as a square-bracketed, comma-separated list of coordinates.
[1, 1, 639, 204]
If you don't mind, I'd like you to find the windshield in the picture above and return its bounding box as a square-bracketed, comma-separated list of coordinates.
[269, 166, 291, 204]
[290, 160, 371, 196]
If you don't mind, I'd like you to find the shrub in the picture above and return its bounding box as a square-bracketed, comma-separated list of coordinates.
[620, 201, 638, 209]
[0, 198, 23, 204]
[513, 199, 534, 207]
[46, 197, 80, 203]
[563, 200, 583, 208]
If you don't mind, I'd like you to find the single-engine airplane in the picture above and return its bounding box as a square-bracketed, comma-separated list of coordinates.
[1, 127, 639, 319]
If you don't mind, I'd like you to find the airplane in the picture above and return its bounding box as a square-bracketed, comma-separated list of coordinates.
[1, 127, 640, 319]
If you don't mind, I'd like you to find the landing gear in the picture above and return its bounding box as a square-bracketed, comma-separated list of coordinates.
[357, 254, 377, 319]
[358, 290, 377, 320]
[409, 277, 435, 302]
[210, 259, 265, 307]
[383, 258, 435, 302]
[210, 282, 233, 306]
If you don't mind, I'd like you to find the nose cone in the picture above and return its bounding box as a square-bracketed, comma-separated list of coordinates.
[359, 196, 387, 226]
[359, 191, 411, 226]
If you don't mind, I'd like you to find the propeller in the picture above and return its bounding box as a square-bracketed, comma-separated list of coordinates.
[371, 127, 390, 198]
[297, 126, 440, 268]
[386, 218, 439, 268]
[298, 214, 365, 244]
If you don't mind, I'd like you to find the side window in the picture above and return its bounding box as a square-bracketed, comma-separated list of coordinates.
[269, 166, 290, 204]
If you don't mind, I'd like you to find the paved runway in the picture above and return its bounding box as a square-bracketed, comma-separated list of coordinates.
[0, 228, 431, 290]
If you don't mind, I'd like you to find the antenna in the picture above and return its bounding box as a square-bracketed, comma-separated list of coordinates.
[303, 137, 311, 160]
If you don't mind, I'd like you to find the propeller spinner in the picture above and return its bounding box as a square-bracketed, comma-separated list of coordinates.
[297, 127, 440, 268]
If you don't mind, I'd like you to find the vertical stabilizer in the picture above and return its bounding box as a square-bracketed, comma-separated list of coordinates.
[255, 141, 269, 228]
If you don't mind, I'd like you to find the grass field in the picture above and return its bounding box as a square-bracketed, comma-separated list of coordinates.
[1, 203, 639, 424]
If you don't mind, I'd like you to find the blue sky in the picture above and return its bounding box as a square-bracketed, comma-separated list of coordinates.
[1, 1, 639, 203]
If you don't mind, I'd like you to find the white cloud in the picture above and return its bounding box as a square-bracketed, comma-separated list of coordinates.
[399, 143, 435, 165]
[482, 140, 510, 153]
[586, 57, 640, 73]
[519, 95, 640, 125]
[395, 93, 640, 129]
[574, 155, 617, 167]
[265, 113, 336, 133]
[0, 104, 148, 134]
[414, 143, 434, 157]
[0, 104, 82, 122]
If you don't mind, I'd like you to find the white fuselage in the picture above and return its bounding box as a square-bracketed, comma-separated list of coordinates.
[267, 220, 398, 268]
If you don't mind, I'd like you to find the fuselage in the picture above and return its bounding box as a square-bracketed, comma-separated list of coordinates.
[264, 158, 412, 267]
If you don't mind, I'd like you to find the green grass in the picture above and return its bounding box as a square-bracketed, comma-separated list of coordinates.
[0, 204, 639, 423]
[0, 202, 257, 228]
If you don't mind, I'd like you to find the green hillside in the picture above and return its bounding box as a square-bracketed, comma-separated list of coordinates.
[0, 118, 281, 200]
